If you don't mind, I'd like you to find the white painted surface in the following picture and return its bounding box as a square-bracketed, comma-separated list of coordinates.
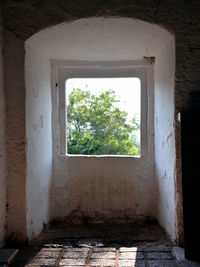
[52, 156, 155, 222]
[51, 60, 155, 222]
[154, 38, 176, 240]
[25, 45, 53, 239]
[26, 18, 171, 61]
[27, 18, 176, 239]
[0, 13, 6, 247]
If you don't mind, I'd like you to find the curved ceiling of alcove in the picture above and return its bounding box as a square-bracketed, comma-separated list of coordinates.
[26, 18, 174, 61]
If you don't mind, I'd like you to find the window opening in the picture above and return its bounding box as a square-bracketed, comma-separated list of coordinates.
[65, 78, 141, 156]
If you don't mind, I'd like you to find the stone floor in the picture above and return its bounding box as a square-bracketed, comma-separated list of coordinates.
[7, 222, 200, 267]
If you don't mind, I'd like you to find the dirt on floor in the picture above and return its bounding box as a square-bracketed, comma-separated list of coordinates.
[7, 221, 200, 266]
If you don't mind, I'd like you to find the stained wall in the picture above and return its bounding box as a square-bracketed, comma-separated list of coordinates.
[154, 36, 176, 239]
[2, 0, 200, 244]
[27, 18, 176, 240]
[0, 9, 6, 247]
[4, 29, 27, 242]
[25, 45, 53, 239]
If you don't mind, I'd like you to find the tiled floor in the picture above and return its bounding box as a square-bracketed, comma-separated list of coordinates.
[22, 246, 177, 266]
[10, 245, 179, 267]
[8, 222, 200, 267]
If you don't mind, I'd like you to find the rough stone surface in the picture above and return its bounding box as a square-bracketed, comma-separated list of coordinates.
[145, 247, 171, 252]
[2, 0, 200, 244]
[9, 223, 200, 267]
[118, 260, 146, 267]
[90, 258, 115, 266]
[120, 247, 143, 252]
[63, 250, 88, 258]
[119, 252, 144, 260]
[93, 247, 116, 252]
[146, 252, 173, 260]
[91, 251, 116, 259]
[4, 28, 27, 242]
[0, 7, 6, 248]
[59, 258, 86, 265]
[26, 257, 57, 266]
[148, 260, 177, 267]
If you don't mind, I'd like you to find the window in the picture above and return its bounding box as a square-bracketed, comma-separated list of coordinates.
[53, 60, 152, 158]
[65, 78, 141, 156]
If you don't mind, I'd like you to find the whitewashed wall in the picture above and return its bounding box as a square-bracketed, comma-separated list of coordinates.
[51, 60, 155, 223]
[154, 38, 176, 239]
[26, 18, 176, 240]
[25, 45, 53, 239]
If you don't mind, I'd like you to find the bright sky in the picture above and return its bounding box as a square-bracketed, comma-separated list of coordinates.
[65, 78, 141, 123]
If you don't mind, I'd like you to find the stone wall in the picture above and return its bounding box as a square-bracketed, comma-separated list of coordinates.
[4, 29, 27, 242]
[0, 7, 6, 247]
[2, 0, 200, 243]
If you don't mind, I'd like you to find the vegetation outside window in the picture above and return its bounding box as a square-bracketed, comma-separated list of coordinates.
[65, 78, 141, 156]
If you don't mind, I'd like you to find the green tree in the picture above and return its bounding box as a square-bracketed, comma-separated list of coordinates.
[67, 88, 140, 155]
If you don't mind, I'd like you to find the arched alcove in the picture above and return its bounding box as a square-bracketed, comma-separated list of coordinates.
[24, 18, 176, 240]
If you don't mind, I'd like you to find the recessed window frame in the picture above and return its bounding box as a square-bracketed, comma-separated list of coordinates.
[51, 60, 154, 159]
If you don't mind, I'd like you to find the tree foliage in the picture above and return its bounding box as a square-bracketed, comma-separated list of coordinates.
[67, 88, 140, 155]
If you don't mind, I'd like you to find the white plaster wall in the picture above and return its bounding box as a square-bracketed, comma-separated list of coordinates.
[27, 18, 173, 61]
[51, 60, 155, 222]
[27, 18, 176, 239]
[52, 157, 155, 222]
[0, 11, 6, 247]
[25, 45, 52, 239]
[154, 38, 176, 240]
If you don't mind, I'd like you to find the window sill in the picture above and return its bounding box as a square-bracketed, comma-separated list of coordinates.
[58, 153, 141, 159]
